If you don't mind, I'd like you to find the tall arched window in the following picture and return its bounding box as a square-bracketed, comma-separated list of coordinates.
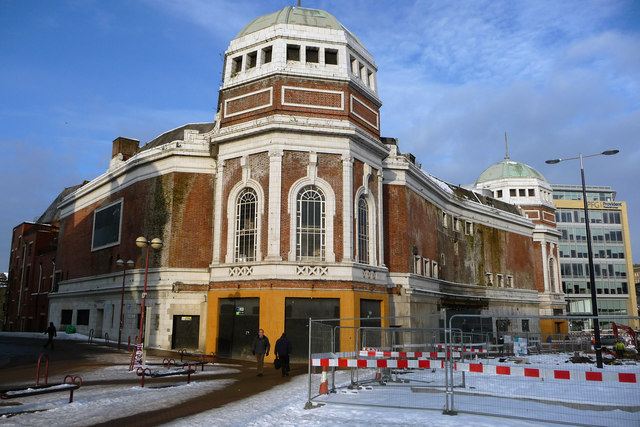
[357, 196, 370, 264]
[296, 185, 325, 261]
[235, 188, 257, 262]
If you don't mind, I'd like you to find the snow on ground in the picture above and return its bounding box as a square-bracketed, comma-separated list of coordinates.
[1, 350, 638, 426]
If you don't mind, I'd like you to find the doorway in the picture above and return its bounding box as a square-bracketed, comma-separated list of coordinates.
[217, 298, 260, 359]
[172, 315, 200, 349]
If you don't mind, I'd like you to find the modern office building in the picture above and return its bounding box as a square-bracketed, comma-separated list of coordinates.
[552, 184, 637, 329]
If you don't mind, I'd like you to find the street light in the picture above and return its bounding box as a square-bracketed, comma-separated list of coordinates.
[135, 236, 163, 349]
[115, 258, 134, 350]
[545, 149, 619, 369]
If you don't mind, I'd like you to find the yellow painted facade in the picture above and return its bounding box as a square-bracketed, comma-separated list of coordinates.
[205, 288, 389, 362]
[553, 199, 638, 328]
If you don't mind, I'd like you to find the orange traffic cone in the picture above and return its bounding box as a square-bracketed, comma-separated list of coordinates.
[318, 366, 329, 395]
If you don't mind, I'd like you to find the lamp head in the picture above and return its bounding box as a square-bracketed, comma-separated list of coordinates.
[545, 159, 561, 164]
[116, 259, 124, 267]
[150, 238, 164, 250]
[126, 260, 135, 267]
[136, 236, 148, 248]
[602, 149, 619, 156]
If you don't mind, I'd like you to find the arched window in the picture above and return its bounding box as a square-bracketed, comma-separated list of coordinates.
[357, 196, 370, 264]
[296, 186, 325, 261]
[235, 188, 257, 262]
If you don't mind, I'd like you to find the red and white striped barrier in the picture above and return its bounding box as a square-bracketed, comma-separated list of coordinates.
[358, 350, 461, 359]
[455, 362, 638, 384]
[435, 344, 486, 353]
[310, 357, 638, 384]
[311, 358, 445, 369]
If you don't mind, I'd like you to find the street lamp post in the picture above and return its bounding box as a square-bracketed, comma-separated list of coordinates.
[116, 258, 134, 350]
[135, 237, 163, 348]
[546, 149, 619, 369]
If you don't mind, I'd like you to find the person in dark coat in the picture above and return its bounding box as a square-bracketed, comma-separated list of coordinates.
[43, 322, 57, 350]
[274, 332, 293, 377]
[252, 329, 270, 376]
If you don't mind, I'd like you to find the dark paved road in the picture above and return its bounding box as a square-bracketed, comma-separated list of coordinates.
[0, 334, 306, 426]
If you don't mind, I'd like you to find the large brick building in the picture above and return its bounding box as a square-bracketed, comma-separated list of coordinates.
[46, 7, 561, 358]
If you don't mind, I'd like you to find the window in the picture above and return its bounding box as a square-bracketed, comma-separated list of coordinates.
[325, 49, 338, 65]
[496, 189, 503, 198]
[528, 189, 535, 197]
[453, 217, 459, 231]
[519, 189, 526, 197]
[92, 200, 122, 250]
[76, 309, 90, 326]
[510, 189, 516, 197]
[306, 46, 319, 63]
[296, 186, 325, 261]
[350, 55, 358, 74]
[423, 258, 431, 277]
[413, 255, 422, 275]
[247, 51, 257, 69]
[231, 55, 242, 76]
[442, 213, 448, 228]
[465, 221, 473, 235]
[485, 272, 493, 286]
[61, 309, 72, 325]
[262, 46, 272, 64]
[357, 196, 370, 264]
[522, 319, 530, 332]
[235, 188, 258, 262]
[287, 44, 300, 61]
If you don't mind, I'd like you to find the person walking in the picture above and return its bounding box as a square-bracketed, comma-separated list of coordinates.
[43, 322, 57, 350]
[274, 332, 293, 377]
[252, 328, 270, 376]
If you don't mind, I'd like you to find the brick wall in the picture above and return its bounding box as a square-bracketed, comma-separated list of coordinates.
[218, 75, 380, 138]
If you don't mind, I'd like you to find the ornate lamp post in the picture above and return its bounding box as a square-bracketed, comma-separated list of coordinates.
[115, 258, 134, 350]
[546, 149, 619, 369]
[135, 237, 163, 347]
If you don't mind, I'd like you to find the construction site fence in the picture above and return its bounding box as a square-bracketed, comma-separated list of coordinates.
[306, 314, 640, 426]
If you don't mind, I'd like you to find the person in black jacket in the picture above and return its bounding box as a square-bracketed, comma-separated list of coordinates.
[43, 322, 57, 350]
[252, 329, 270, 376]
[274, 332, 292, 377]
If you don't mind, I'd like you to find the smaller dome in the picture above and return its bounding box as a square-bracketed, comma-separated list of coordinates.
[476, 158, 547, 184]
[236, 6, 363, 47]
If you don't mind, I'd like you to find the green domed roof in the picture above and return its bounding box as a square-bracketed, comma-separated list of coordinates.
[476, 158, 548, 184]
[237, 6, 363, 46]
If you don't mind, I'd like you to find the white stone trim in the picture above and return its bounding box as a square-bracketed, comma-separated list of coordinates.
[281, 86, 344, 111]
[267, 149, 284, 260]
[287, 172, 336, 263]
[342, 154, 354, 262]
[350, 94, 379, 130]
[225, 179, 265, 264]
[223, 87, 273, 118]
[211, 161, 225, 264]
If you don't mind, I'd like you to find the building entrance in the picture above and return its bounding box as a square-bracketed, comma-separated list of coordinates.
[285, 298, 340, 360]
[172, 315, 200, 349]
[217, 298, 259, 359]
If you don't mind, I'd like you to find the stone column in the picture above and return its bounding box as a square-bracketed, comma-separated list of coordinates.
[377, 169, 385, 267]
[342, 154, 354, 262]
[211, 160, 225, 264]
[266, 149, 283, 261]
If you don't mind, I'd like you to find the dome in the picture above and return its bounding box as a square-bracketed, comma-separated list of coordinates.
[475, 158, 548, 184]
[237, 6, 363, 46]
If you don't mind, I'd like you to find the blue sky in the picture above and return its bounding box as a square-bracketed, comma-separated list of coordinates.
[1, 0, 639, 272]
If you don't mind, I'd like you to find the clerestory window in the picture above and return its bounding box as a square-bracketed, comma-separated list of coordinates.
[296, 186, 325, 261]
[235, 188, 258, 262]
